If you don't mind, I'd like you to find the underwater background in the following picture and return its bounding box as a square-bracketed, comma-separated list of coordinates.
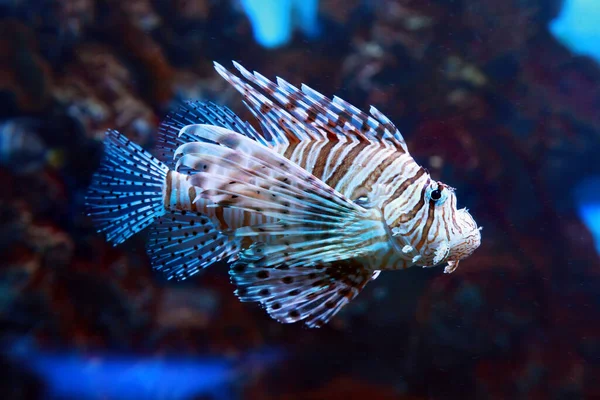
[1, 0, 600, 399]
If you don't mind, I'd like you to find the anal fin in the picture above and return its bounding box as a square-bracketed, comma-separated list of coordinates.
[147, 210, 239, 281]
[230, 257, 374, 328]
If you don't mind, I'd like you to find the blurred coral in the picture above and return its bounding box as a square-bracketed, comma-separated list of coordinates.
[275, 376, 422, 400]
[371, 0, 441, 59]
[0, 20, 53, 114]
[319, 0, 362, 24]
[172, 0, 211, 20]
[1, 0, 600, 399]
[55, 0, 96, 38]
[54, 44, 157, 144]
[116, 0, 162, 31]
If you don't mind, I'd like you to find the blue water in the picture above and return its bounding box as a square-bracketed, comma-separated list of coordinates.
[549, 0, 600, 63]
[7, 339, 281, 400]
[574, 177, 600, 254]
[240, 0, 319, 48]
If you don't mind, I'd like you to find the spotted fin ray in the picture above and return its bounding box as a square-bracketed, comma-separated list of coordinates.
[230, 258, 376, 328]
[147, 210, 239, 281]
[175, 124, 389, 268]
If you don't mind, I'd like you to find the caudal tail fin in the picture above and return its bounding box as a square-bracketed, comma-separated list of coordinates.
[85, 130, 169, 245]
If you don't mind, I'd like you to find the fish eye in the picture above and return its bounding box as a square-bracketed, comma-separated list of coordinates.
[426, 183, 448, 205]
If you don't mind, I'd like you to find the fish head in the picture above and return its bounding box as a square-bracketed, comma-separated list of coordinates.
[387, 179, 481, 272]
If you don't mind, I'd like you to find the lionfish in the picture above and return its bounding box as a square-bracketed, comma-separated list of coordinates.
[86, 61, 481, 328]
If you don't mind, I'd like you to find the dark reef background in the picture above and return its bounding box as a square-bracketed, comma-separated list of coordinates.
[1, 0, 600, 399]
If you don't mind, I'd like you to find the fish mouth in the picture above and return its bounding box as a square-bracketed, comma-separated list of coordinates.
[385, 209, 481, 271]
[444, 225, 482, 273]
[433, 208, 481, 274]
[444, 260, 460, 274]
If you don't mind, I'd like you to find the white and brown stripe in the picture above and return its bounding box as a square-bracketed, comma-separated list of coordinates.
[162, 170, 276, 239]
[160, 62, 473, 272]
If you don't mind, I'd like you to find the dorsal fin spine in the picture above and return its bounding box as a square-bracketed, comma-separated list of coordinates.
[214, 61, 409, 152]
[243, 100, 290, 147]
[214, 62, 311, 143]
[231, 62, 323, 141]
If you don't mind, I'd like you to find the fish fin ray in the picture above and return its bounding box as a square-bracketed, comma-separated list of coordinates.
[156, 101, 268, 171]
[175, 124, 388, 266]
[214, 61, 408, 151]
[85, 130, 169, 245]
[214, 62, 318, 144]
[230, 259, 373, 328]
[147, 210, 239, 281]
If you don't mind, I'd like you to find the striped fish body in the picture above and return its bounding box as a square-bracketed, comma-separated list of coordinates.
[162, 136, 420, 270]
[271, 138, 418, 270]
[163, 129, 478, 274]
[86, 61, 481, 328]
[209, 62, 480, 271]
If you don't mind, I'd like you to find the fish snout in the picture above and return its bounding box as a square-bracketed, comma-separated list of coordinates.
[445, 209, 481, 272]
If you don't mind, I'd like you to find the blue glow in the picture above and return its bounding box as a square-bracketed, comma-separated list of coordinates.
[240, 0, 319, 48]
[241, 0, 292, 48]
[574, 177, 600, 255]
[24, 354, 231, 399]
[291, 0, 320, 39]
[8, 340, 282, 400]
[549, 0, 600, 63]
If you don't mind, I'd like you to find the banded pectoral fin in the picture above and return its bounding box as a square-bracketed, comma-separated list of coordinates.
[176, 124, 390, 267]
[230, 257, 378, 328]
